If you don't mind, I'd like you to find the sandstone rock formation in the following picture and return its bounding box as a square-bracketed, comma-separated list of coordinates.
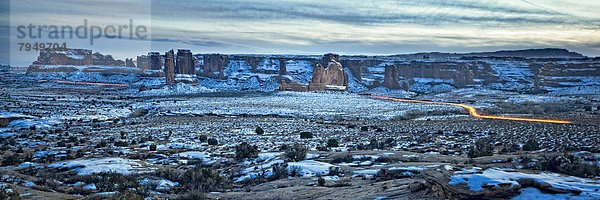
[340, 60, 362, 81]
[201, 54, 229, 79]
[175, 49, 196, 83]
[279, 59, 287, 75]
[33, 48, 93, 66]
[164, 49, 175, 85]
[308, 54, 349, 91]
[148, 52, 163, 70]
[397, 61, 483, 88]
[92, 52, 124, 66]
[381, 65, 401, 89]
[136, 55, 150, 69]
[277, 81, 308, 91]
[27, 48, 147, 75]
[125, 58, 135, 68]
[529, 61, 600, 91]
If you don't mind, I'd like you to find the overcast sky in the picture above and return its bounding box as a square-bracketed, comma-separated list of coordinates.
[4, 0, 600, 64]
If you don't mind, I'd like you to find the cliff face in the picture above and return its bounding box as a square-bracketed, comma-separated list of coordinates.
[164, 50, 175, 85]
[308, 54, 349, 91]
[136, 55, 150, 69]
[340, 60, 362, 81]
[381, 65, 401, 89]
[396, 61, 483, 88]
[33, 49, 93, 66]
[148, 52, 163, 70]
[92, 52, 124, 66]
[175, 49, 196, 83]
[201, 54, 229, 79]
[530, 61, 600, 91]
[125, 58, 135, 68]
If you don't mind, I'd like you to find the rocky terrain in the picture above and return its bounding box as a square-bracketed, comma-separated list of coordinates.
[1, 48, 599, 199]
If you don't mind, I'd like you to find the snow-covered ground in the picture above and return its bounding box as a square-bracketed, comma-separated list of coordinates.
[48, 157, 153, 175]
[449, 168, 600, 199]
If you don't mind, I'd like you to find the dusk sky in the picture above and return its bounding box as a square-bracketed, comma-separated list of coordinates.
[3, 0, 600, 65]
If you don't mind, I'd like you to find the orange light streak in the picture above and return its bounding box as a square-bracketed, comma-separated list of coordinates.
[362, 94, 572, 124]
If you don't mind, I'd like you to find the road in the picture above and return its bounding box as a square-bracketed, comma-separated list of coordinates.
[360, 94, 572, 124]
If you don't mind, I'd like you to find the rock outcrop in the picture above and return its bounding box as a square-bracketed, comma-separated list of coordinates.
[148, 52, 163, 70]
[340, 60, 362, 81]
[125, 58, 135, 68]
[397, 61, 483, 88]
[201, 54, 229, 79]
[277, 81, 308, 91]
[308, 54, 349, 91]
[92, 52, 124, 66]
[164, 49, 175, 85]
[381, 65, 401, 89]
[279, 59, 287, 75]
[175, 49, 196, 83]
[136, 55, 150, 69]
[26, 48, 148, 75]
[33, 48, 93, 66]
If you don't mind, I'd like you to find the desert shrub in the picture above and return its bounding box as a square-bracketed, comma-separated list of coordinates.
[285, 143, 307, 162]
[235, 142, 258, 161]
[328, 166, 342, 176]
[72, 172, 140, 192]
[255, 126, 264, 135]
[330, 155, 355, 164]
[288, 166, 302, 177]
[149, 144, 157, 151]
[115, 191, 145, 200]
[300, 132, 313, 139]
[279, 144, 289, 151]
[269, 163, 289, 181]
[522, 140, 541, 151]
[178, 167, 228, 192]
[316, 146, 329, 151]
[0, 184, 19, 200]
[176, 190, 208, 200]
[114, 141, 129, 147]
[326, 138, 339, 147]
[468, 138, 494, 158]
[1, 153, 20, 166]
[199, 135, 207, 142]
[207, 138, 218, 145]
[317, 176, 326, 186]
[532, 153, 600, 178]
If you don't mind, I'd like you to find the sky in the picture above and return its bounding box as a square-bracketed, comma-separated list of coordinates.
[3, 0, 600, 65]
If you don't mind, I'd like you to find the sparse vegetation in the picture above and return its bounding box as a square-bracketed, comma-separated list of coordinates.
[285, 143, 307, 162]
[468, 138, 494, 158]
[235, 142, 259, 161]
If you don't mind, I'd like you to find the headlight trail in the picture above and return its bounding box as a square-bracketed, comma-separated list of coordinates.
[360, 94, 572, 124]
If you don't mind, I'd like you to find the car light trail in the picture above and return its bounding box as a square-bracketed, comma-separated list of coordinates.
[360, 94, 572, 124]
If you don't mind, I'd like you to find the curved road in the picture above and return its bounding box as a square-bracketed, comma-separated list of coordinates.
[360, 94, 572, 124]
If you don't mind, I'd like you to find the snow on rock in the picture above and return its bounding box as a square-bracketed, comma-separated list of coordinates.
[48, 157, 151, 175]
[287, 160, 337, 177]
[449, 168, 600, 199]
[511, 187, 593, 200]
[83, 183, 97, 190]
[389, 165, 440, 171]
[137, 82, 215, 97]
